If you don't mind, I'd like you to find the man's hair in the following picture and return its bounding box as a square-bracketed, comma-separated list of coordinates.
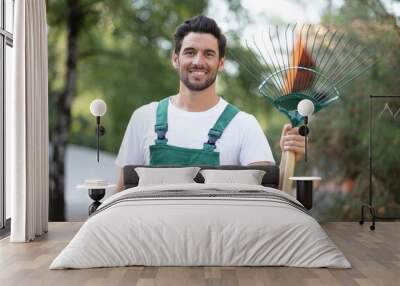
[174, 15, 226, 58]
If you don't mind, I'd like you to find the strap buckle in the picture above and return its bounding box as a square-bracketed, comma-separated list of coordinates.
[155, 123, 168, 140]
[207, 128, 222, 145]
[208, 128, 222, 138]
[207, 135, 218, 145]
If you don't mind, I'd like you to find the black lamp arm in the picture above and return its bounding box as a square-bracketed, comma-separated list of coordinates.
[95, 116, 106, 162]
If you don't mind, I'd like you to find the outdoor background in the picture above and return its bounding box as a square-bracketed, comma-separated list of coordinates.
[46, 0, 400, 221]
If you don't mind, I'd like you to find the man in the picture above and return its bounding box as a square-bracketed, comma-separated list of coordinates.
[115, 15, 305, 192]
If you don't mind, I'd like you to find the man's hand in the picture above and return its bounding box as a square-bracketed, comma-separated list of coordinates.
[280, 124, 306, 161]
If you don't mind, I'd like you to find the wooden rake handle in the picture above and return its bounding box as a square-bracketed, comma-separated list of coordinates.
[279, 150, 296, 194]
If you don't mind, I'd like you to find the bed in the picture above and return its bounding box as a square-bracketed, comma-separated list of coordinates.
[50, 165, 350, 269]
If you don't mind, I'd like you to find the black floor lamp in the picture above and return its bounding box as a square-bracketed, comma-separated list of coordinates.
[360, 95, 400, 230]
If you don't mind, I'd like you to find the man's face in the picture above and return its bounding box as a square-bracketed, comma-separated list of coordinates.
[173, 32, 224, 92]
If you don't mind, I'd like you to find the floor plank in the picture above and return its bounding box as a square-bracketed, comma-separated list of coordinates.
[0, 222, 399, 286]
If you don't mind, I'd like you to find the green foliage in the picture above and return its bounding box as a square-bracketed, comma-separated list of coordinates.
[47, 0, 399, 221]
[47, 0, 280, 157]
[47, 0, 208, 153]
[304, 0, 400, 220]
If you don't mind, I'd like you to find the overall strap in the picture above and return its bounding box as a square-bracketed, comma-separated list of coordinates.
[154, 97, 169, 144]
[204, 104, 240, 151]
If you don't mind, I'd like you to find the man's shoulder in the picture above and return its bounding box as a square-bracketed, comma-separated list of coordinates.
[222, 99, 256, 123]
[234, 109, 258, 127]
[130, 101, 158, 120]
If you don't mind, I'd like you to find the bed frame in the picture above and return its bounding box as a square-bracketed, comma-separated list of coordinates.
[123, 165, 280, 190]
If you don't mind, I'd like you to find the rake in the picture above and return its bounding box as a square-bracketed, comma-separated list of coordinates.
[229, 24, 374, 194]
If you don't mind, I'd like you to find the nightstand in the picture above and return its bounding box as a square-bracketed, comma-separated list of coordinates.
[289, 177, 321, 210]
[77, 180, 116, 215]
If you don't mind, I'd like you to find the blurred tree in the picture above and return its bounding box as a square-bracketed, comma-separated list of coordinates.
[47, 0, 85, 221]
[303, 0, 400, 220]
[47, 0, 208, 220]
[47, 0, 266, 221]
[47, 0, 399, 222]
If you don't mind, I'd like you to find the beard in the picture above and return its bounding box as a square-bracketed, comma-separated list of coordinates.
[179, 68, 218, 92]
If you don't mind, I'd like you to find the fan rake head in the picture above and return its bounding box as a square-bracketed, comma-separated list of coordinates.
[229, 24, 374, 126]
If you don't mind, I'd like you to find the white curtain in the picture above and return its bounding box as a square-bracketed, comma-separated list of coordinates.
[8, 0, 49, 242]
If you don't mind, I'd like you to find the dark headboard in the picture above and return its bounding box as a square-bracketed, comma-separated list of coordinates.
[123, 165, 280, 189]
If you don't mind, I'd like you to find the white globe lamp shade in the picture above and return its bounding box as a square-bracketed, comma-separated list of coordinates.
[90, 99, 107, 117]
[297, 99, 315, 117]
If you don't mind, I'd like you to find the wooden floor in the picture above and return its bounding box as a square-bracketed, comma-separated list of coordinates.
[0, 222, 399, 286]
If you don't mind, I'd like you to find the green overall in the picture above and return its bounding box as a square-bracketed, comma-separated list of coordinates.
[149, 97, 239, 166]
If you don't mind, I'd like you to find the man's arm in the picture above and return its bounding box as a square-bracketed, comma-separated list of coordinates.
[241, 117, 305, 166]
[114, 106, 150, 192]
[239, 114, 275, 165]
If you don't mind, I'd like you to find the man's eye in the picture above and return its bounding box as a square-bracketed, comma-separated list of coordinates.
[184, 51, 194, 56]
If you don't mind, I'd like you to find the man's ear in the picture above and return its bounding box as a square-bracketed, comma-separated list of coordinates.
[218, 57, 225, 72]
[172, 52, 179, 69]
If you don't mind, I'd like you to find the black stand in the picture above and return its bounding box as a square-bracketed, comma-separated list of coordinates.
[290, 177, 319, 210]
[296, 180, 313, 210]
[359, 95, 400, 231]
[88, 188, 105, 215]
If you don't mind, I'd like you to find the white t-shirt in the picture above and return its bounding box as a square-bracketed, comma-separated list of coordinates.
[115, 97, 275, 167]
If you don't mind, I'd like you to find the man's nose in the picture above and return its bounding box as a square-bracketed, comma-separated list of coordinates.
[193, 53, 205, 65]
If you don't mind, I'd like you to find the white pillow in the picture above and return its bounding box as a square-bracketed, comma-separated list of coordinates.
[135, 167, 200, 186]
[200, 169, 266, 185]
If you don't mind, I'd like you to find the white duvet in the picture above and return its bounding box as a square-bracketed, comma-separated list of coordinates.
[50, 183, 351, 269]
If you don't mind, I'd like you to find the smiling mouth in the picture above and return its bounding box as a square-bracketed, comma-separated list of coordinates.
[189, 69, 208, 76]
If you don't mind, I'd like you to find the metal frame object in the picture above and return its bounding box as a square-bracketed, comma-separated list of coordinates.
[258, 67, 340, 126]
[360, 95, 400, 230]
[229, 24, 374, 127]
[229, 24, 373, 193]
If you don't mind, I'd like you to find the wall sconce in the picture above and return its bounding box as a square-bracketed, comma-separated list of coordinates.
[90, 99, 107, 162]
